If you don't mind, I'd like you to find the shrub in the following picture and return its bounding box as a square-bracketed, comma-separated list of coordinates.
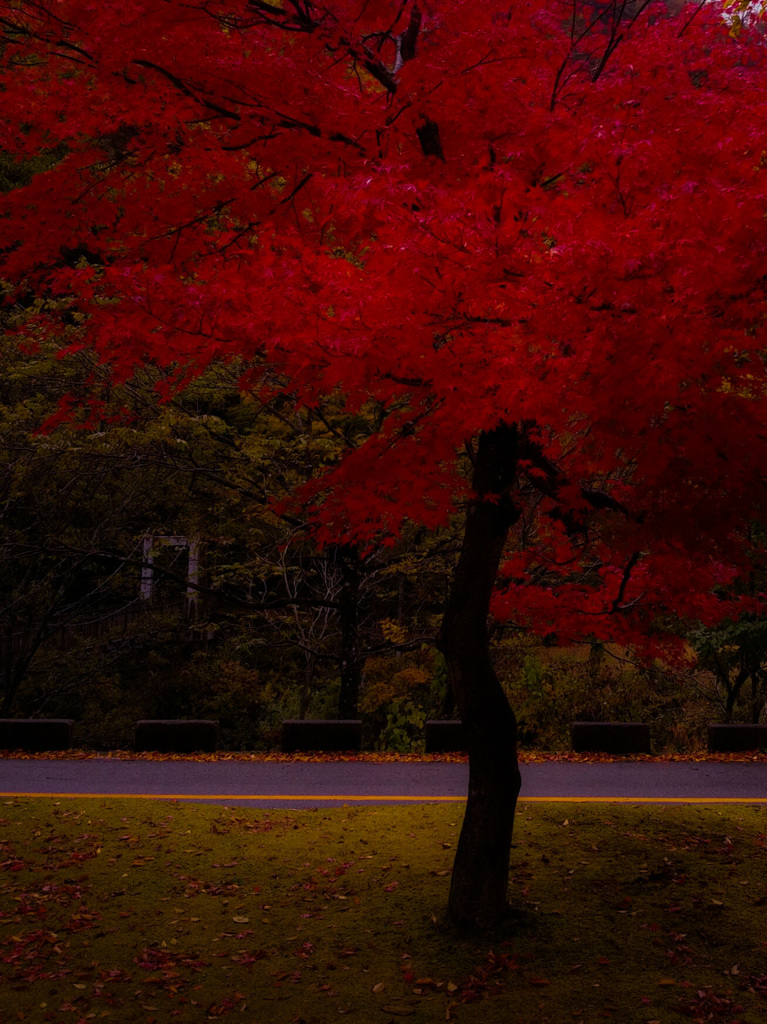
[360, 648, 441, 751]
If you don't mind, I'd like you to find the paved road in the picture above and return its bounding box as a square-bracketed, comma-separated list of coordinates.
[1, 758, 766, 806]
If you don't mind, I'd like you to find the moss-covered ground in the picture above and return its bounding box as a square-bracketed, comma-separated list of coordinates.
[1, 799, 765, 1023]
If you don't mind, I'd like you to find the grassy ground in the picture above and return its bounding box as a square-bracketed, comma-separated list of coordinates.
[1, 799, 766, 1024]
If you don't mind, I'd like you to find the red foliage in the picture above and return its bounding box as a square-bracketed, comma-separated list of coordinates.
[2, 1, 767, 647]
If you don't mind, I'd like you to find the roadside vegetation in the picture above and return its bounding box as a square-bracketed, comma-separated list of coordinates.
[1, 336, 764, 755]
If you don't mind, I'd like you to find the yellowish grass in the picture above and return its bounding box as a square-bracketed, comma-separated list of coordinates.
[1, 799, 765, 1023]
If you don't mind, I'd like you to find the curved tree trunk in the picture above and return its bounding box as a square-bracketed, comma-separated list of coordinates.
[437, 423, 522, 931]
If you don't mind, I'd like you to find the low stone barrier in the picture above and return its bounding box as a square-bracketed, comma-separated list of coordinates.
[424, 720, 467, 753]
[707, 723, 767, 753]
[134, 720, 218, 753]
[0, 718, 75, 752]
[571, 721, 651, 755]
[281, 719, 362, 752]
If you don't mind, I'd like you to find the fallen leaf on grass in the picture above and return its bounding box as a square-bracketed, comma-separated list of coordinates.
[382, 1004, 415, 1016]
[740, 972, 767, 997]
[372, 982, 385, 993]
[677, 987, 746, 1019]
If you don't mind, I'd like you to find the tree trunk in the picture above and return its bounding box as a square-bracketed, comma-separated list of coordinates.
[335, 545, 363, 719]
[437, 423, 522, 932]
[441, 677, 456, 718]
[1, 623, 38, 715]
[299, 650, 316, 719]
[724, 664, 749, 723]
[751, 673, 763, 725]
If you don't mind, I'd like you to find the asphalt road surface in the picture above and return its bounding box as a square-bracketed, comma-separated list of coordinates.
[1, 758, 766, 806]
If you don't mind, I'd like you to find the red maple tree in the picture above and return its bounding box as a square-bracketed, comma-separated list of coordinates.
[2, 0, 767, 929]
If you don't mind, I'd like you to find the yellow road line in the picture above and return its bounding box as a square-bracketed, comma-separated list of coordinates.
[1, 792, 766, 804]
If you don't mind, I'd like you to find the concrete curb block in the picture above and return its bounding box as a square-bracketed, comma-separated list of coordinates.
[134, 720, 219, 753]
[571, 721, 651, 755]
[281, 719, 362, 752]
[707, 724, 767, 753]
[0, 719, 74, 752]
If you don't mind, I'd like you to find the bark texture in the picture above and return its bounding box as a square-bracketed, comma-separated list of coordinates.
[437, 423, 522, 931]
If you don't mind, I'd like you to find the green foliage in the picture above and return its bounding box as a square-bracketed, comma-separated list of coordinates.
[0, 316, 458, 736]
[379, 698, 428, 753]
[690, 617, 767, 724]
[495, 636, 707, 752]
[360, 650, 442, 751]
[359, 653, 433, 713]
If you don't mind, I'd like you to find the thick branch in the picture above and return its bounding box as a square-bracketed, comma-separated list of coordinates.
[398, 5, 422, 64]
[416, 119, 445, 161]
[521, 439, 631, 529]
[132, 59, 240, 120]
